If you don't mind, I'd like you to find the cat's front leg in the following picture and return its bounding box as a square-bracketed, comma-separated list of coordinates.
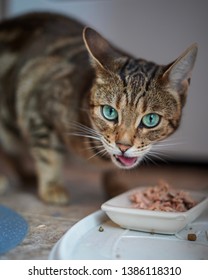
[31, 144, 69, 205]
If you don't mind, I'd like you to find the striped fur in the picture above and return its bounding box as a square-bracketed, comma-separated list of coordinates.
[0, 13, 197, 204]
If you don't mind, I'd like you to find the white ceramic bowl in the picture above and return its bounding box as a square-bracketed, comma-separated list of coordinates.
[101, 187, 208, 234]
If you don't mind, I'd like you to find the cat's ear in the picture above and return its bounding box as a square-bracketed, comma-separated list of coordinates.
[162, 43, 198, 105]
[83, 27, 127, 72]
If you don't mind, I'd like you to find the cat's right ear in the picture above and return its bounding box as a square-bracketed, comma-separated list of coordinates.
[83, 27, 126, 72]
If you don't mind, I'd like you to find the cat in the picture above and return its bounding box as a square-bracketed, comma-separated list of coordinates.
[0, 12, 198, 204]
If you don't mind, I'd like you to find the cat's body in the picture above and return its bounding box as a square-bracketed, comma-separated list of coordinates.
[0, 12, 197, 204]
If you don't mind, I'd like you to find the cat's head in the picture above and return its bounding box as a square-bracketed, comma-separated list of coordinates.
[83, 27, 198, 169]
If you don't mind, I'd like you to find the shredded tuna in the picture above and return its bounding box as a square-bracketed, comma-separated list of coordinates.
[130, 180, 197, 212]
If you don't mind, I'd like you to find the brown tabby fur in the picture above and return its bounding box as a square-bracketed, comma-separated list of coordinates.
[0, 12, 197, 204]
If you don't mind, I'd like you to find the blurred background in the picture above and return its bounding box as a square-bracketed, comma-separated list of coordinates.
[0, 0, 208, 163]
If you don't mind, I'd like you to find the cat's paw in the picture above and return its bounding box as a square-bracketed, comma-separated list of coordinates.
[39, 183, 70, 205]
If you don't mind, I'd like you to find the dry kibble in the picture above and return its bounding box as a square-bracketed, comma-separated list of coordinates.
[187, 233, 197, 241]
[98, 226, 104, 232]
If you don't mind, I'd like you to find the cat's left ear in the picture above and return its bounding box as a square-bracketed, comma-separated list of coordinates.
[83, 27, 127, 72]
[162, 43, 198, 105]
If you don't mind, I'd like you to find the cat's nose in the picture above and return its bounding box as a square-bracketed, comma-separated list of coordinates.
[117, 143, 131, 153]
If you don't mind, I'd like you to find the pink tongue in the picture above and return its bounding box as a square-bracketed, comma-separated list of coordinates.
[117, 155, 137, 166]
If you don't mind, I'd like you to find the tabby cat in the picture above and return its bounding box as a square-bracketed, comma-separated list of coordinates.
[0, 12, 197, 204]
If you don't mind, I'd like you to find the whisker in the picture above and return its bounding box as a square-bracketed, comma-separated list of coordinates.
[83, 139, 101, 145]
[142, 156, 152, 167]
[155, 142, 183, 147]
[154, 143, 184, 150]
[155, 137, 186, 149]
[87, 148, 108, 161]
[81, 144, 104, 152]
[68, 132, 100, 141]
[148, 152, 168, 164]
[150, 152, 169, 161]
[70, 123, 100, 137]
[143, 154, 159, 166]
[133, 146, 151, 157]
[148, 143, 180, 163]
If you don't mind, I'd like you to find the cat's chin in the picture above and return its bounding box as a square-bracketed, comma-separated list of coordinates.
[112, 154, 142, 169]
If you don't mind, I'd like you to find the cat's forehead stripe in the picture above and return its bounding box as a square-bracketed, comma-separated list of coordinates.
[118, 59, 161, 107]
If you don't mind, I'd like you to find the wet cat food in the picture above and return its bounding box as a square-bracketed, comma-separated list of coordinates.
[130, 181, 197, 212]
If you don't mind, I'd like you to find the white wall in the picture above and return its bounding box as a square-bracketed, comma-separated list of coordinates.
[3, 0, 208, 162]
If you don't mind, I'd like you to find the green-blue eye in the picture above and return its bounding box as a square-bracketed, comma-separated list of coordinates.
[102, 105, 118, 121]
[141, 113, 160, 128]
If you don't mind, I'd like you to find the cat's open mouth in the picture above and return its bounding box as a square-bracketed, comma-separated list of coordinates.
[113, 155, 139, 168]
